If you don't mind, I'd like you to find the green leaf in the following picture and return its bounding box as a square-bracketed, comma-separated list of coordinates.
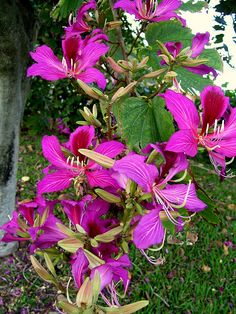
[200, 48, 223, 72]
[197, 191, 220, 224]
[175, 67, 213, 94]
[152, 97, 175, 141]
[146, 21, 194, 48]
[51, 0, 83, 20]
[145, 21, 194, 70]
[113, 96, 174, 149]
[180, 0, 207, 13]
[162, 219, 175, 235]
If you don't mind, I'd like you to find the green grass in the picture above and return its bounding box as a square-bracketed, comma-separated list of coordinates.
[0, 134, 235, 313]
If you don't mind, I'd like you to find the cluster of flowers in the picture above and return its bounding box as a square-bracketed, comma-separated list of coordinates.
[1, 0, 236, 312]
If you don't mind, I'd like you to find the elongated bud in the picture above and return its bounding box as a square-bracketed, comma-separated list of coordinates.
[164, 71, 178, 83]
[83, 249, 104, 268]
[141, 68, 166, 79]
[58, 237, 84, 253]
[180, 58, 209, 67]
[58, 300, 79, 314]
[156, 40, 173, 60]
[44, 253, 56, 277]
[105, 21, 122, 30]
[75, 224, 87, 235]
[138, 56, 149, 68]
[79, 107, 102, 128]
[30, 256, 55, 283]
[111, 82, 137, 102]
[76, 278, 93, 308]
[92, 104, 98, 118]
[91, 270, 101, 303]
[107, 57, 127, 74]
[159, 54, 171, 65]
[177, 46, 191, 58]
[79, 149, 115, 168]
[77, 79, 107, 100]
[95, 188, 122, 203]
[95, 226, 123, 243]
[56, 223, 76, 237]
[117, 60, 132, 70]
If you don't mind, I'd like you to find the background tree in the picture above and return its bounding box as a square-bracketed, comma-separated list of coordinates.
[0, 0, 35, 255]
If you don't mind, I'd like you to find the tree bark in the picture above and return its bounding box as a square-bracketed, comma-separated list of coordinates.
[0, 0, 35, 239]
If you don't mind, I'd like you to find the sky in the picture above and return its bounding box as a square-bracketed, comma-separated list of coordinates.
[181, 0, 236, 89]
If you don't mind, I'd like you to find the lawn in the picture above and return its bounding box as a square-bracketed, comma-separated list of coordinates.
[0, 133, 235, 314]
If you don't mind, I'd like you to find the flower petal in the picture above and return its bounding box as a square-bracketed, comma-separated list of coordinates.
[155, 0, 182, 15]
[161, 89, 199, 130]
[72, 249, 89, 288]
[95, 141, 125, 158]
[113, 154, 158, 192]
[91, 265, 113, 290]
[37, 170, 77, 196]
[161, 184, 206, 211]
[191, 32, 210, 58]
[185, 65, 218, 78]
[27, 45, 65, 80]
[77, 68, 107, 90]
[69, 126, 95, 157]
[114, 0, 139, 16]
[166, 129, 198, 157]
[201, 86, 229, 132]
[133, 208, 165, 249]
[86, 169, 119, 189]
[42, 135, 69, 169]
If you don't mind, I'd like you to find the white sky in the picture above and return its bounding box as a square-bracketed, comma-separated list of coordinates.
[181, 0, 236, 89]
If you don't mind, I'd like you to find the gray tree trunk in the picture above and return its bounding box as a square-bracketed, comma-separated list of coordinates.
[0, 0, 35, 248]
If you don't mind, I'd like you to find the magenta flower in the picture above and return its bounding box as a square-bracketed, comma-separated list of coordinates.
[159, 32, 217, 77]
[37, 125, 124, 199]
[113, 151, 206, 249]
[0, 200, 64, 253]
[61, 197, 111, 239]
[162, 86, 236, 176]
[90, 254, 131, 293]
[65, 0, 96, 37]
[114, 0, 185, 25]
[27, 31, 109, 89]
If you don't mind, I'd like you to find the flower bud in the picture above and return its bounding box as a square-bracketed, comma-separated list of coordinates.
[111, 82, 137, 102]
[107, 57, 127, 74]
[79, 149, 115, 168]
[95, 188, 122, 203]
[77, 79, 107, 100]
[141, 68, 166, 79]
[58, 237, 84, 253]
[180, 58, 209, 67]
[95, 226, 123, 243]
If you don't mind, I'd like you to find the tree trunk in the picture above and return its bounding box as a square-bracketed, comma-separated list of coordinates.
[0, 0, 35, 244]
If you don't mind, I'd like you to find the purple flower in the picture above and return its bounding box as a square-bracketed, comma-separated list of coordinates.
[113, 150, 206, 249]
[56, 118, 70, 135]
[61, 197, 111, 238]
[0, 200, 64, 253]
[65, 0, 96, 37]
[159, 32, 217, 77]
[114, 0, 185, 25]
[27, 31, 109, 89]
[90, 254, 131, 292]
[37, 125, 124, 199]
[162, 86, 236, 177]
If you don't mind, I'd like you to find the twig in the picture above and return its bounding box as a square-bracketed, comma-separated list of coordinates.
[128, 22, 146, 56]
[109, 0, 131, 84]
